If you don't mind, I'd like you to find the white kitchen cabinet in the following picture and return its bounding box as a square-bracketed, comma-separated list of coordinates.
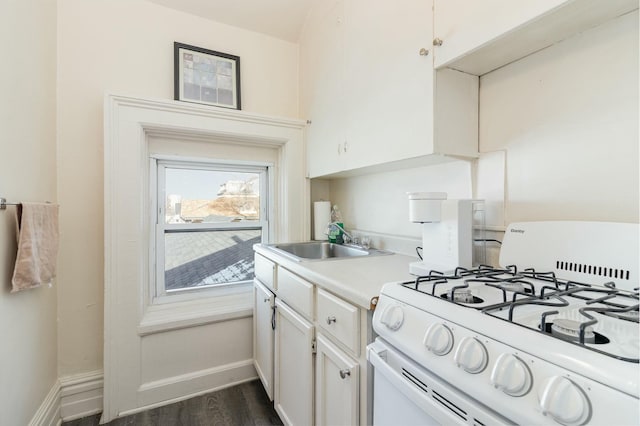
[300, 0, 479, 178]
[253, 251, 377, 425]
[274, 299, 315, 426]
[300, 0, 347, 177]
[343, 0, 449, 172]
[433, 0, 639, 75]
[433, 0, 567, 69]
[253, 279, 275, 401]
[315, 334, 359, 426]
[255, 253, 276, 291]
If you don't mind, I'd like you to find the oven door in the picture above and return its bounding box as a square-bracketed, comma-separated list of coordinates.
[367, 338, 512, 426]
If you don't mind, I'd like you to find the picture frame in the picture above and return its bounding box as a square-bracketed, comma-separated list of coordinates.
[174, 42, 241, 110]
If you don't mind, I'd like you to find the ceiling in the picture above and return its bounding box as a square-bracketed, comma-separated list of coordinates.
[147, 0, 315, 42]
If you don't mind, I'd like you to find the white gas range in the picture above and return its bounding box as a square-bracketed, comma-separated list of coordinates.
[367, 221, 639, 425]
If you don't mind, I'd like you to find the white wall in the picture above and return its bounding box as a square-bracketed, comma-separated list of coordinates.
[0, 0, 58, 424]
[480, 11, 638, 224]
[56, 0, 300, 378]
[325, 160, 472, 239]
[324, 11, 638, 257]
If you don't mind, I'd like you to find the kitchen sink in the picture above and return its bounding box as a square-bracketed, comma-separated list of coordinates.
[264, 241, 392, 261]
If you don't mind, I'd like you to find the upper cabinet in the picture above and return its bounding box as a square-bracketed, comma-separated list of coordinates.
[300, 0, 639, 178]
[300, 0, 479, 178]
[433, 0, 639, 75]
[300, 0, 347, 177]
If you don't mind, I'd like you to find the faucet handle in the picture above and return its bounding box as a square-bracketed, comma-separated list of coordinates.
[343, 234, 352, 244]
[360, 235, 370, 249]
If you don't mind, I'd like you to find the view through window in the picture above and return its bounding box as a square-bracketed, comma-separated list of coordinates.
[156, 161, 268, 295]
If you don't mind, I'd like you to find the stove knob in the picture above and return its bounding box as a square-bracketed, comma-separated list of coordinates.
[379, 304, 404, 331]
[490, 353, 532, 397]
[453, 337, 488, 374]
[423, 323, 453, 356]
[538, 376, 591, 426]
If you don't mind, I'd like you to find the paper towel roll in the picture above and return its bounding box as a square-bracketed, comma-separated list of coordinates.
[313, 201, 331, 240]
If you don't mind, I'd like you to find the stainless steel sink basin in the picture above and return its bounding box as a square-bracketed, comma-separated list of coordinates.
[264, 241, 391, 262]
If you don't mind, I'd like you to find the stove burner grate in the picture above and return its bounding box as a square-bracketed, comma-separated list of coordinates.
[600, 309, 639, 322]
[401, 265, 639, 362]
[406, 266, 544, 303]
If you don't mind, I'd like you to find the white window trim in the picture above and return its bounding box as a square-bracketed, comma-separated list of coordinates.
[150, 155, 274, 304]
[103, 94, 308, 422]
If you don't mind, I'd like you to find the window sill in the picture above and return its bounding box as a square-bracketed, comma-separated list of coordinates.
[138, 285, 253, 336]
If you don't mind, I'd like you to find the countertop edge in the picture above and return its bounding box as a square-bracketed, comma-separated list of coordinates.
[254, 244, 416, 310]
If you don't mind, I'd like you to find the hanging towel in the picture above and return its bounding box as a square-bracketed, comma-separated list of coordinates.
[11, 202, 60, 293]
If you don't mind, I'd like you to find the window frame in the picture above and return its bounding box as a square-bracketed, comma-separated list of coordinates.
[150, 155, 273, 304]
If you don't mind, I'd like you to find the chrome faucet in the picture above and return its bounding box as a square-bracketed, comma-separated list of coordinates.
[326, 222, 372, 249]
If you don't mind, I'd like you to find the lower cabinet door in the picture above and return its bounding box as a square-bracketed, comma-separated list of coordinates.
[315, 334, 359, 426]
[254, 279, 275, 400]
[274, 299, 315, 426]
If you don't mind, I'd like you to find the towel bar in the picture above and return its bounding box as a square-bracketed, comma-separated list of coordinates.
[0, 198, 20, 210]
[1, 198, 52, 210]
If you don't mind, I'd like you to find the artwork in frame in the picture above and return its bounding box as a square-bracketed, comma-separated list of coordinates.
[174, 42, 241, 110]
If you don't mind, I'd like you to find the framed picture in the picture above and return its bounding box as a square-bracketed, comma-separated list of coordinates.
[174, 42, 241, 110]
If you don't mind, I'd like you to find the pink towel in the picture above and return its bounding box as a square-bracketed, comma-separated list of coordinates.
[11, 203, 60, 293]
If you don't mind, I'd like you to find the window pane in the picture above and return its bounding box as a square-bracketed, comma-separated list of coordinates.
[165, 168, 261, 224]
[164, 229, 261, 291]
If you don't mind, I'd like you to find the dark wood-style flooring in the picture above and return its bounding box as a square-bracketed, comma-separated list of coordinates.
[63, 380, 283, 426]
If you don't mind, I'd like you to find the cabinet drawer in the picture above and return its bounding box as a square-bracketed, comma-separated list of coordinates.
[317, 288, 359, 355]
[255, 254, 276, 290]
[277, 267, 314, 320]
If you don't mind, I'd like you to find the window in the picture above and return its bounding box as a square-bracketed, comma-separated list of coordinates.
[153, 158, 270, 301]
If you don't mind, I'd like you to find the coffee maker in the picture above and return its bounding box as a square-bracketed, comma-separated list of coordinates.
[408, 192, 485, 275]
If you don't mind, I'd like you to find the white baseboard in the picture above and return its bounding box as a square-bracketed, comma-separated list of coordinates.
[37, 362, 256, 423]
[59, 370, 104, 422]
[29, 381, 61, 426]
[134, 359, 257, 411]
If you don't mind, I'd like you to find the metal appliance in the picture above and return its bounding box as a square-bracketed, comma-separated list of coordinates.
[407, 192, 484, 276]
[367, 221, 639, 425]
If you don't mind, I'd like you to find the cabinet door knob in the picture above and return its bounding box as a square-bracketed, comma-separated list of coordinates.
[433, 38, 443, 46]
[326, 316, 337, 325]
[339, 369, 351, 379]
[263, 297, 270, 303]
[419, 48, 429, 56]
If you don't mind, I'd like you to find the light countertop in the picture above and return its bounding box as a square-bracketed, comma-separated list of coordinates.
[254, 244, 416, 310]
